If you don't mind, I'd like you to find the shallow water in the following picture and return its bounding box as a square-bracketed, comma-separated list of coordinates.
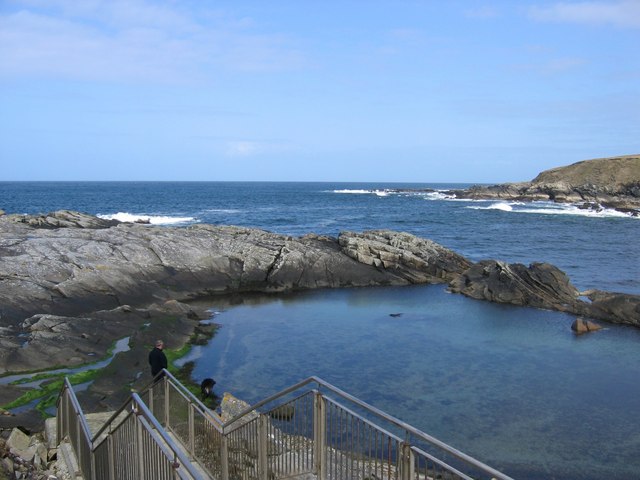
[180, 285, 640, 480]
[0, 336, 130, 387]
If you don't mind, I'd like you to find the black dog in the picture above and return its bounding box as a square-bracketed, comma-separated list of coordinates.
[200, 378, 216, 401]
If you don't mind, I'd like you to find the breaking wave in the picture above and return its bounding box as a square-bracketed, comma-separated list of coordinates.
[97, 212, 196, 225]
[333, 189, 392, 196]
[467, 201, 636, 218]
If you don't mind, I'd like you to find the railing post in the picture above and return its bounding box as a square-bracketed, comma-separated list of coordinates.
[189, 403, 195, 456]
[258, 414, 269, 480]
[136, 407, 145, 479]
[313, 391, 327, 480]
[399, 442, 415, 480]
[90, 446, 97, 480]
[57, 388, 65, 444]
[164, 376, 170, 427]
[148, 386, 154, 417]
[220, 434, 229, 480]
[108, 430, 116, 480]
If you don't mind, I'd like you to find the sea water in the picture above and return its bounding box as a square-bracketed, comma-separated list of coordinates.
[181, 286, 640, 480]
[1, 181, 639, 478]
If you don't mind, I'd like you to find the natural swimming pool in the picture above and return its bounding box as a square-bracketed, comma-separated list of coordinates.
[179, 285, 640, 480]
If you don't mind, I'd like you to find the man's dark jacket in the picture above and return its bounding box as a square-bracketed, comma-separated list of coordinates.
[149, 347, 168, 377]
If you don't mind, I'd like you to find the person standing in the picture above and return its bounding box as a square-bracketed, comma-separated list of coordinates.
[149, 339, 168, 378]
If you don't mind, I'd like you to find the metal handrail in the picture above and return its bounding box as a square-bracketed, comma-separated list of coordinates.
[90, 385, 138, 445]
[57, 377, 93, 443]
[56, 378, 94, 479]
[130, 392, 206, 479]
[159, 369, 223, 427]
[310, 376, 512, 480]
[93, 368, 222, 444]
[59, 372, 515, 480]
[222, 376, 317, 429]
[222, 376, 515, 480]
[57, 375, 206, 479]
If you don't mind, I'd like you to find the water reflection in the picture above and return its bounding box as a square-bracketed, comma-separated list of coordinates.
[182, 285, 640, 480]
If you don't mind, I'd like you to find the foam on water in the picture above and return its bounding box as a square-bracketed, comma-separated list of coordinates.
[423, 190, 457, 200]
[203, 208, 243, 214]
[517, 203, 635, 219]
[466, 201, 637, 219]
[468, 201, 514, 212]
[333, 188, 393, 196]
[98, 212, 196, 225]
[332, 189, 374, 194]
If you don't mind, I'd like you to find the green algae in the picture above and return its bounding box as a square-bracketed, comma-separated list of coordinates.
[1, 322, 219, 416]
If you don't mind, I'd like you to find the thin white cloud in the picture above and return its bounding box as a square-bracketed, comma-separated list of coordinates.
[529, 1, 640, 28]
[0, 0, 307, 83]
[0, 10, 199, 82]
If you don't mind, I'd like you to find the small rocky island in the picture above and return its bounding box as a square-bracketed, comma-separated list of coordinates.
[1, 155, 639, 430]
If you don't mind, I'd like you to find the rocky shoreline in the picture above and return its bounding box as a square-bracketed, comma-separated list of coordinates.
[0, 208, 639, 433]
[377, 155, 640, 216]
[447, 155, 640, 216]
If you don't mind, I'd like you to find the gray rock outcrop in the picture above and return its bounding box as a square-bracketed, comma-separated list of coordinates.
[338, 230, 471, 283]
[449, 260, 579, 311]
[0, 216, 427, 328]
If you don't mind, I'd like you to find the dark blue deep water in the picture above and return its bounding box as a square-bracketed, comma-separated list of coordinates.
[1, 181, 639, 479]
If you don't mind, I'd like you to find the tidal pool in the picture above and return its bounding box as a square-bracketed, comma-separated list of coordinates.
[179, 285, 640, 480]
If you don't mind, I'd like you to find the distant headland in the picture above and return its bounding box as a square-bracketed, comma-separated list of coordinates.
[447, 154, 640, 216]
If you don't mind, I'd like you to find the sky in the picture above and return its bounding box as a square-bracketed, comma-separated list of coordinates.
[0, 0, 639, 182]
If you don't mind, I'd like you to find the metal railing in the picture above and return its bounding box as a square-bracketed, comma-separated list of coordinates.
[140, 372, 225, 478]
[57, 373, 515, 480]
[56, 377, 205, 479]
[214, 377, 515, 480]
[57, 378, 94, 478]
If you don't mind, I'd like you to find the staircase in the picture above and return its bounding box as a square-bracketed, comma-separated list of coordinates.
[54, 372, 514, 480]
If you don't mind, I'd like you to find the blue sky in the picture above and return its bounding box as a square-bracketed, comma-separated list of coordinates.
[1, 0, 638, 182]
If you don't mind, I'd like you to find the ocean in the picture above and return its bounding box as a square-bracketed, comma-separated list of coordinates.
[1, 181, 639, 479]
[1, 181, 637, 294]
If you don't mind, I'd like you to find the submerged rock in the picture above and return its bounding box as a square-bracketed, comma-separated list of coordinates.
[571, 318, 603, 334]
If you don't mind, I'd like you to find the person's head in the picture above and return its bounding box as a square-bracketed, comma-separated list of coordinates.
[155, 340, 164, 349]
